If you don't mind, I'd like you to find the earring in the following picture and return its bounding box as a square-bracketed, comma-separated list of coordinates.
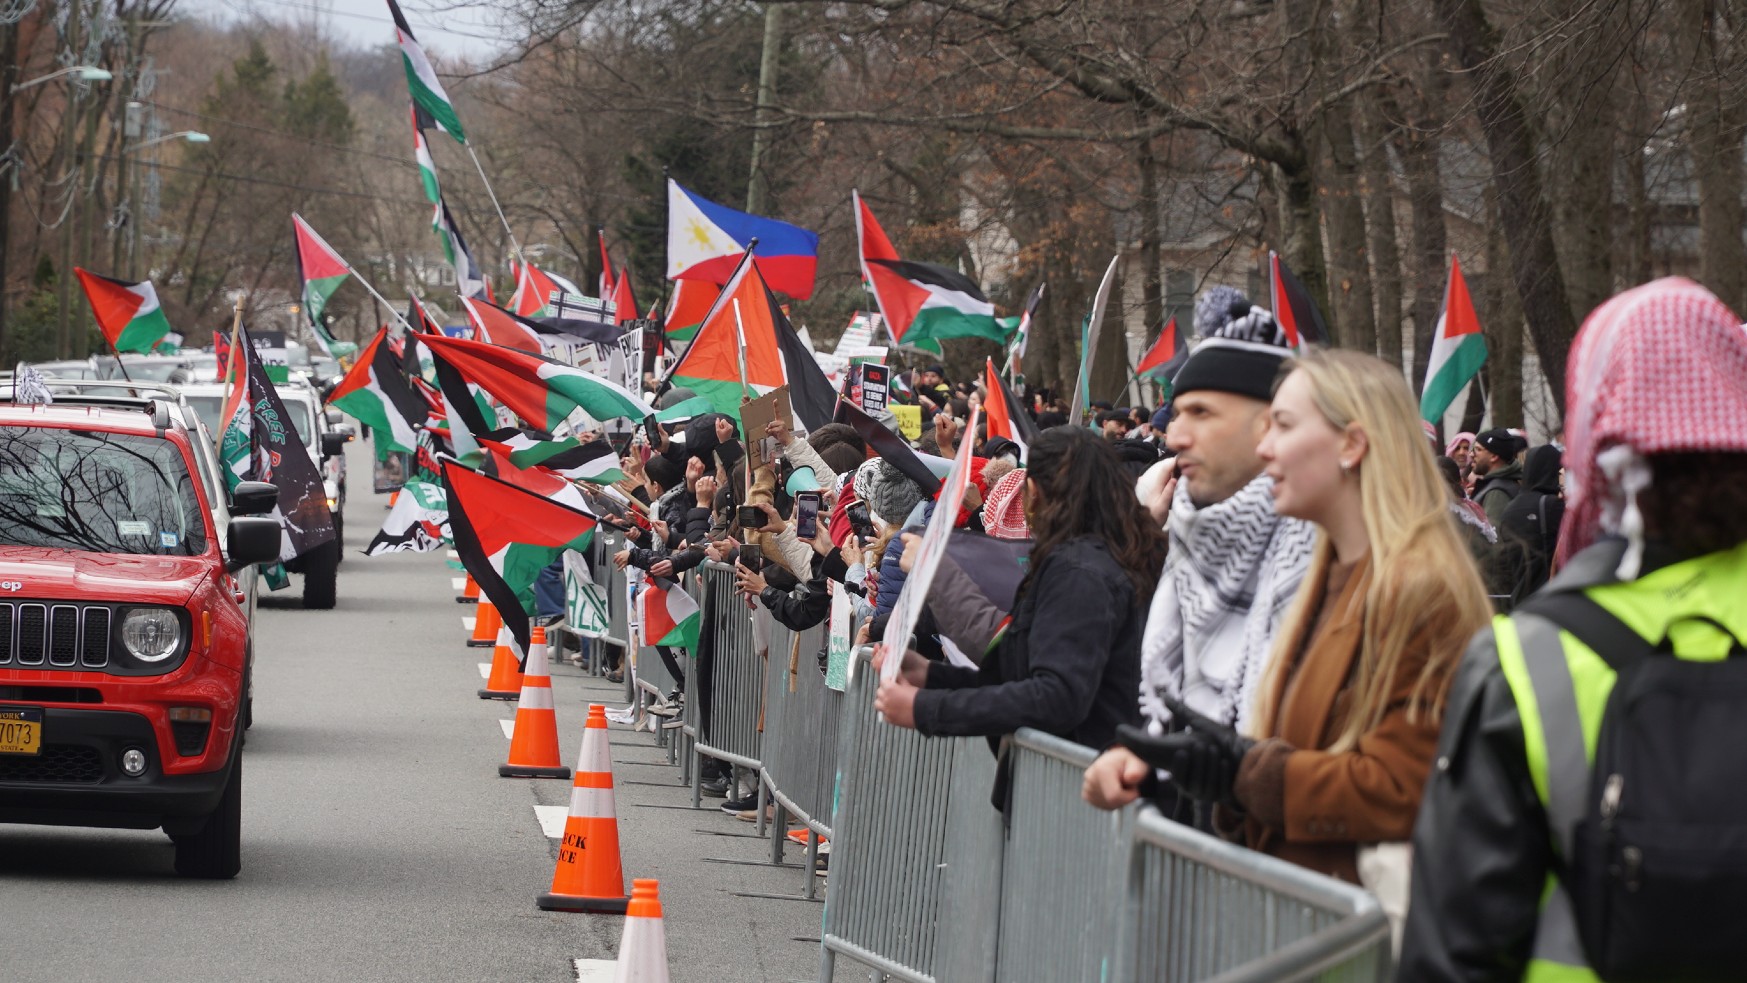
[1340, 460, 1354, 473]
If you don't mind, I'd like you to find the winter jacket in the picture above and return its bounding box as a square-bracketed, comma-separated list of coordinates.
[1223, 554, 1447, 886]
[759, 571, 831, 632]
[911, 535, 1143, 752]
[1496, 445, 1564, 605]
[1397, 538, 1747, 981]
[924, 551, 1009, 662]
[1474, 459, 1525, 527]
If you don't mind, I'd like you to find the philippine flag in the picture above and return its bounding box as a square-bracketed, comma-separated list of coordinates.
[666, 178, 818, 300]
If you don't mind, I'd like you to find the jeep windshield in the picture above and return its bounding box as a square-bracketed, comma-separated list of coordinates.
[0, 428, 208, 556]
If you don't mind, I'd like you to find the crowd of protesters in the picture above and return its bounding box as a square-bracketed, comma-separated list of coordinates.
[551, 274, 1747, 981]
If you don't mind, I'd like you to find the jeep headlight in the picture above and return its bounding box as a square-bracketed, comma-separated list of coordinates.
[121, 609, 182, 663]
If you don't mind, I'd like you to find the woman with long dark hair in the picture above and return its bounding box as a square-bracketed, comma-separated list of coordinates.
[874, 427, 1169, 752]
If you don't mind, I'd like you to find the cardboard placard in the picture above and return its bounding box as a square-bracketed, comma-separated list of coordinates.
[738, 385, 791, 473]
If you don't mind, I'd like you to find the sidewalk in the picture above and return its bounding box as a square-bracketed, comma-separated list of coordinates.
[472, 638, 829, 983]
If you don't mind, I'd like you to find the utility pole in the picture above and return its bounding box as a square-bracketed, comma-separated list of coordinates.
[744, 2, 782, 215]
[54, 0, 88, 358]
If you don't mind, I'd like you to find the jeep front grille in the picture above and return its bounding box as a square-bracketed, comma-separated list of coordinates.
[0, 603, 114, 670]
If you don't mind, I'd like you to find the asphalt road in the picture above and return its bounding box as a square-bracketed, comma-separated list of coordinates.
[0, 440, 828, 983]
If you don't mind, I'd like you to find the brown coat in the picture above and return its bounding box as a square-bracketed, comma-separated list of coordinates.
[1235, 554, 1444, 885]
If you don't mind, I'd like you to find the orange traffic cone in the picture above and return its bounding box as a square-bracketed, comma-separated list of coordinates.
[537, 704, 630, 913]
[479, 626, 525, 700]
[611, 880, 670, 982]
[456, 572, 479, 605]
[466, 597, 501, 648]
[500, 627, 569, 780]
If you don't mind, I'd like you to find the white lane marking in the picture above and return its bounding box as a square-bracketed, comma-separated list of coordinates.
[573, 957, 616, 982]
[462, 616, 476, 631]
[478, 662, 492, 679]
[535, 804, 568, 838]
[451, 577, 467, 591]
[499, 719, 515, 739]
[446, 549, 459, 559]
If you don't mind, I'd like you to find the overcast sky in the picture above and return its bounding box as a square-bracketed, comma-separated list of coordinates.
[180, 0, 510, 61]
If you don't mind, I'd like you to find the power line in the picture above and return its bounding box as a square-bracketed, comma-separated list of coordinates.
[209, 0, 510, 45]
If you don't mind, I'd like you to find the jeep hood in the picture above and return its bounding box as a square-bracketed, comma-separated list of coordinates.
[0, 547, 209, 606]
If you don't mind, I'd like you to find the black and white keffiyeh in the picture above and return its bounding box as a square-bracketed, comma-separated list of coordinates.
[1139, 472, 1317, 735]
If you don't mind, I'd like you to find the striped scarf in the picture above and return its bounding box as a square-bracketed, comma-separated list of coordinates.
[1138, 472, 1316, 734]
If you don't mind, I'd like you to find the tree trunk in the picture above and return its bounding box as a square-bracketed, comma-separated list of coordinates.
[1356, 95, 1404, 366]
[1135, 133, 1165, 345]
[1543, 10, 1621, 323]
[1684, 0, 1747, 312]
[1483, 194, 1524, 427]
[1433, 0, 1576, 415]
[1277, 157, 1333, 326]
[1320, 97, 1377, 353]
[1622, 89, 1653, 285]
[1396, 120, 1446, 398]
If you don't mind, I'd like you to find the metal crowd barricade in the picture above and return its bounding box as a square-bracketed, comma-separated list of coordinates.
[820, 648, 986, 983]
[687, 562, 766, 807]
[756, 618, 836, 893]
[818, 643, 1393, 983]
[1124, 812, 1390, 982]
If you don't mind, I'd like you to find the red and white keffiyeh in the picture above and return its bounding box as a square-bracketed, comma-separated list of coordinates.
[1559, 277, 1747, 574]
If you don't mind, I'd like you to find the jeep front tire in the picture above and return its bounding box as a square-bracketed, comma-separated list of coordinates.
[172, 753, 242, 879]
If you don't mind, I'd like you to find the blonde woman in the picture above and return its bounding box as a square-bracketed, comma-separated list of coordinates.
[1091, 349, 1491, 885]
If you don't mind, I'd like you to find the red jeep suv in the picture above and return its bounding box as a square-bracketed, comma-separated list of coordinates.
[0, 396, 279, 877]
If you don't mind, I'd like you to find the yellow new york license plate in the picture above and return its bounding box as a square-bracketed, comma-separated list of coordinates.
[0, 707, 43, 755]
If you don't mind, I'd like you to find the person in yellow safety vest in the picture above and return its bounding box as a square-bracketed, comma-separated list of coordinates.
[1396, 278, 1747, 980]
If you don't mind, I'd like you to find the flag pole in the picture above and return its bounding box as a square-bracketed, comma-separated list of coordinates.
[217, 294, 245, 454]
[465, 145, 528, 270]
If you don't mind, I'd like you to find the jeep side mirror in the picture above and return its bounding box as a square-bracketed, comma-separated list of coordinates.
[324, 409, 343, 425]
[320, 432, 349, 456]
[226, 516, 282, 571]
[230, 480, 279, 516]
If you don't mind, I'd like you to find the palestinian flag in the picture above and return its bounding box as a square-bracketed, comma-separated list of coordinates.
[982, 357, 1041, 460]
[458, 295, 542, 353]
[611, 269, 637, 325]
[290, 215, 349, 355]
[660, 251, 836, 430]
[434, 198, 486, 300]
[655, 395, 715, 424]
[598, 228, 614, 298]
[73, 268, 173, 354]
[442, 460, 596, 662]
[222, 325, 337, 562]
[1269, 250, 1330, 350]
[1006, 281, 1044, 377]
[365, 478, 450, 555]
[479, 446, 594, 513]
[327, 327, 426, 452]
[1421, 253, 1489, 424]
[410, 105, 441, 203]
[663, 277, 717, 343]
[639, 576, 700, 650]
[419, 331, 655, 429]
[833, 400, 943, 495]
[387, 0, 465, 143]
[510, 261, 563, 317]
[1136, 316, 1189, 385]
[854, 191, 1009, 345]
[478, 428, 624, 485]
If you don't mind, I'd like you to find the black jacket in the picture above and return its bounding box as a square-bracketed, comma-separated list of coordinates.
[910, 534, 1143, 752]
[1496, 445, 1564, 605]
[1474, 458, 1525, 526]
[1396, 540, 1670, 981]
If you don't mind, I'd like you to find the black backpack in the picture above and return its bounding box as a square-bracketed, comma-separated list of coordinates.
[1522, 592, 1747, 981]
